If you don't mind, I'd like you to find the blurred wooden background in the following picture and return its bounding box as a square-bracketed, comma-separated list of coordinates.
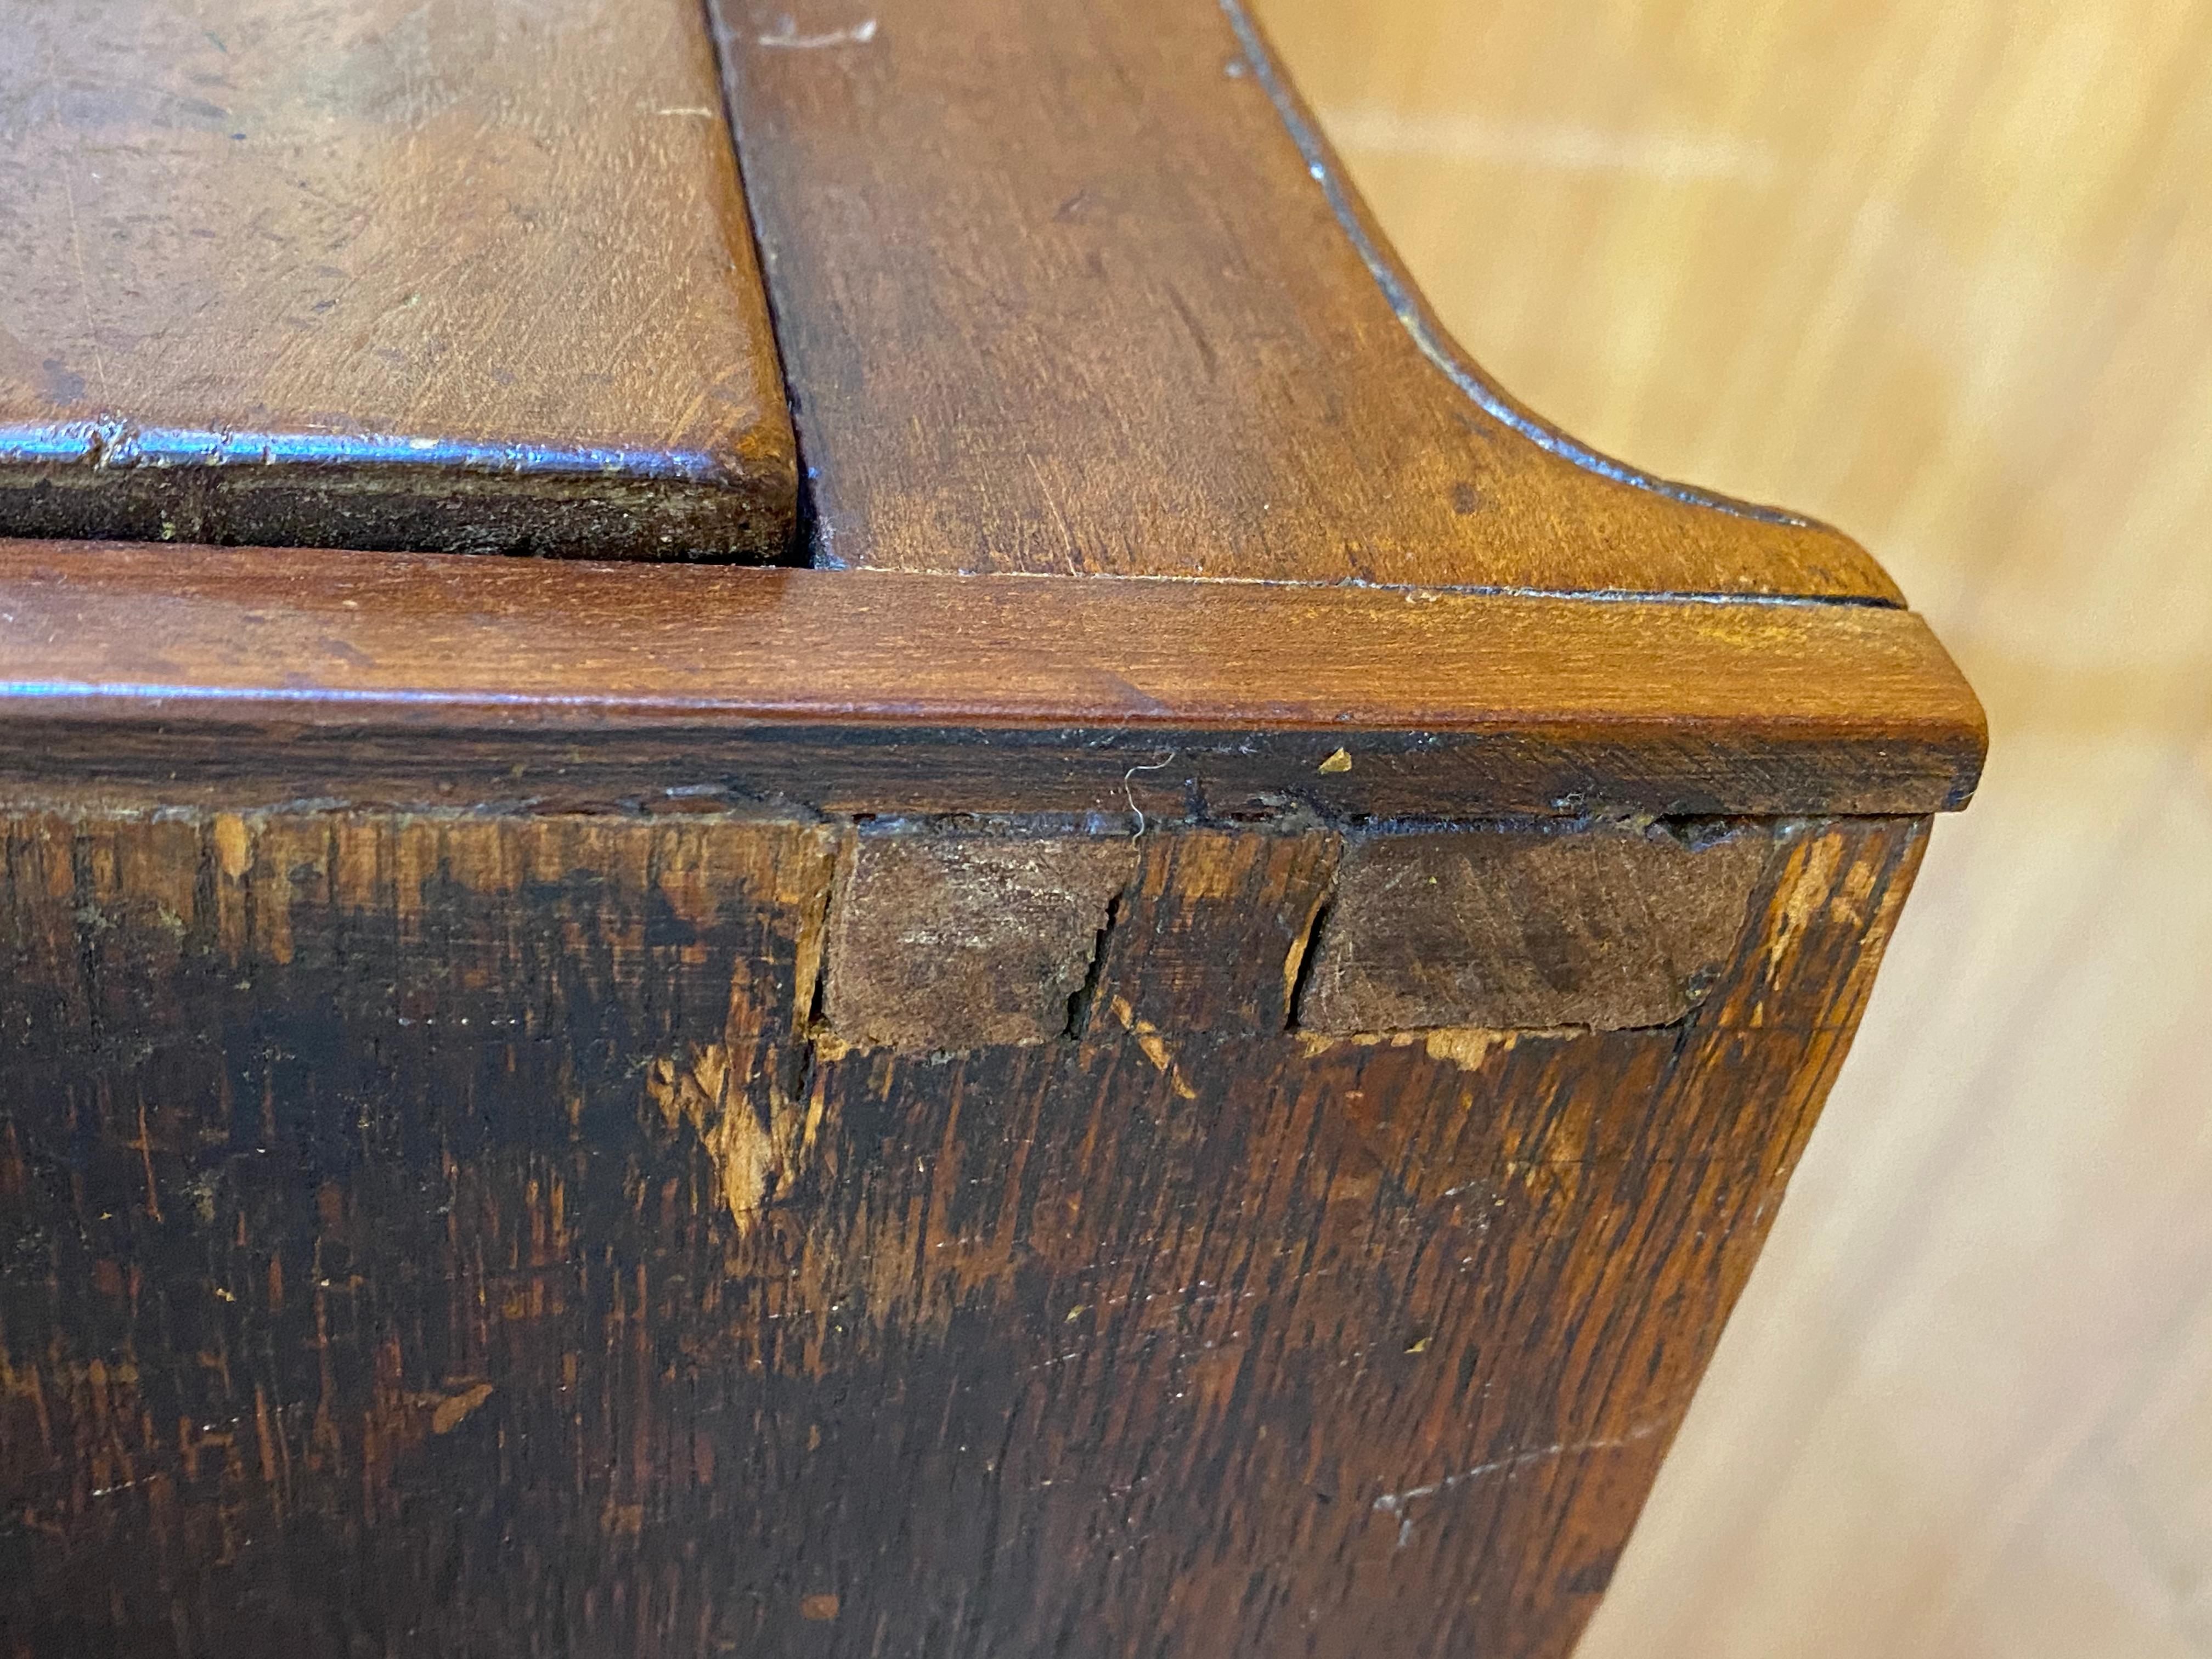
[1249, 2, 2212, 1654]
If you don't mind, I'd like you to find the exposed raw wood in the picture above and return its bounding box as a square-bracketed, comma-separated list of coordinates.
[715, 0, 1893, 597]
[0, 0, 794, 559]
[1299, 822, 1770, 1032]
[0, 806, 1927, 1659]
[1094, 826, 1340, 1034]
[823, 828, 1136, 1048]
[815, 819, 1775, 1057]
[0, 0, 1989, 1653]
[0, 540, 1984, 818]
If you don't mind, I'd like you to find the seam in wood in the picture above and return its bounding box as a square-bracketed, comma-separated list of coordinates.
[1282, 889, 1333, 1031]
[1064, 888, 1123, 1040]
[1370, 1418, 1673, 1549]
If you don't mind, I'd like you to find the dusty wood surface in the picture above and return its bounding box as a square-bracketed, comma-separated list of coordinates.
[1299, 822, 1770, 1032]
[0, 0, 794, 559]
[823, 828, 1136, 1048]
[0, 541, 1984, 819]
[716, 0, 1892, 597]
[0, 806, 1926, 1658]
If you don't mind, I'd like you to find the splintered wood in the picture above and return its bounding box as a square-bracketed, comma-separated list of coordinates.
[0, 806, 1928, 1657]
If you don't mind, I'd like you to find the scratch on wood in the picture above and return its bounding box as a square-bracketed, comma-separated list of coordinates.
[755, 16, 878, 48]
[648, 1043, 828, 1236]
[1293, 1027, 1523, 1070]
[422, 1380, 494, 1436]
[1372, 1419, 1669, 1548]
[212, 811, 250, 879]
[1765, 827, 1848, 969]
[1108, 995, 1198, 1100]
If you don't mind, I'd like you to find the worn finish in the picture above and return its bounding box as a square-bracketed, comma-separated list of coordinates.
[0, 541, 1985, 819]
[0, 0, 1988, 1651]
[1094, 826, 1340, 1035]
[716, 0, 1892, 597]
[1299, 821, 1770, 1033]
[0, 806, 1925, 1659]
[823, 828, 1135, 1048]
[1244, 2, 2212, 1649]
[0, 0, 794, 558]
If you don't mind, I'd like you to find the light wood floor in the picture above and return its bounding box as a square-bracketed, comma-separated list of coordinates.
[1250, 2, 2212, 1652]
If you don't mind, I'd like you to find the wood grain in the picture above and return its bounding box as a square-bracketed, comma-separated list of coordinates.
[823, 828, 1135, 1048]
[0, 0, 794, 560]
[1240, 3, 2197, 1652]
[0, 3, 1993, 1653]
[1093, 827, 1340, 1035]
[1297, 822, 1768, 1033]
[0, 539, 1984, 818]
[713, 0, 1896, 597]
[0, 805, 1927, 1659]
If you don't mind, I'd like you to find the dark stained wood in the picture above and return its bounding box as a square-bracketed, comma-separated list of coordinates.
[0, 805, 1928, 1659]
[0, 0, 1987, 1651]
[714, 0, 1898, 597]
[1299, 821, 1771, 1032]
[0, 540, 1985, 817]
[0, 0, 795, 560]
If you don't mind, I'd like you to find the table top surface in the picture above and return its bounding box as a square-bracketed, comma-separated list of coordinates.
[0, 0, 795, 559]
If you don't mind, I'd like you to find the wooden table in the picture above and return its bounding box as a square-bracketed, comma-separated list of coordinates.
[0, 2, 1982, 1655]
